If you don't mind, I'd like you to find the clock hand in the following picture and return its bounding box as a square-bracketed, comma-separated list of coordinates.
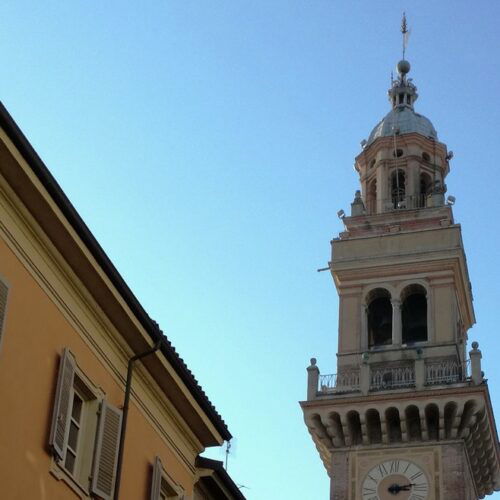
[400, 483, 416, 491]
[387, 484, 403, 494]
[387, 483, 416, 494]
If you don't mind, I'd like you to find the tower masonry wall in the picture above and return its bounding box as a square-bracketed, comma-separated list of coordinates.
[441, 442, 476, 499]
[330, 451, 349, 500]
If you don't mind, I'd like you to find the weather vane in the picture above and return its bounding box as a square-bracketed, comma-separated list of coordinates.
[401, 12, 410, 60]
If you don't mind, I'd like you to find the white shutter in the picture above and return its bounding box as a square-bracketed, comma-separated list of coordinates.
[150, 456, 163, 500]
[91, 400, 123, 500]
[0, 280, 9, 350]
[48, 348, 75, 460]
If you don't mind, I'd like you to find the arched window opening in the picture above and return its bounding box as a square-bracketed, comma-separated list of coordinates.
[386, 408, 402, 443]
[419, 173, 432, 208]
[367, 289, 392, 348]
[366, 409, 382, 444]
[457, 400, 477, 438]
[402, 284, 428, 344]
[391, 169, 406, 209]
[367, 179, 377, 214]
[329, 412, 345, 447]
[405, 405, 422, 441]
[425, 404, 440, 441]
[444, 402, 457, 439]
[347, 411, 363, 445]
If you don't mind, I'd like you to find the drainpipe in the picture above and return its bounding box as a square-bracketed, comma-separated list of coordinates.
[114, 339, 163, 500]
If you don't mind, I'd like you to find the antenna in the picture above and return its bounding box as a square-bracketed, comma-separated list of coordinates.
[225, 440, 231, 470]
[401, 12, 410, 59]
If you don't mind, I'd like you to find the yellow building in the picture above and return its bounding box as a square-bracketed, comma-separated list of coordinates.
[0, 102, 245, 500]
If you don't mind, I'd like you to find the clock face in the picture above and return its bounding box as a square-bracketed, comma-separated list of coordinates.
[361, 459, 429, 500]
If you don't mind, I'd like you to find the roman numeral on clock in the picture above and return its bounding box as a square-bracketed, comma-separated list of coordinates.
[378, 463, 388, 477]
[389, 459, 400, 473]
[410, 471, 424, 481]
[363, 487, 376, 496]
[413, 482, 428, 492]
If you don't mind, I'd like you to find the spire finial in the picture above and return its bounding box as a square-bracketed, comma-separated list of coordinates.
[401, 12, 410, 59]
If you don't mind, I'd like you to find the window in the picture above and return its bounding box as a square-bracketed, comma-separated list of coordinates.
[49, 348, 122, 500]
[402, 285, 428, 343]
[419, 173, 432, 208]
[151, 456, 184, 500]
[367, 288, 392, 348]
[391, 169, 406, 209]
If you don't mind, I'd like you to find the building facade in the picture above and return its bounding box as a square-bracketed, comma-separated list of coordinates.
[301, 57, 500, 498]
[0, 103, 244, 500]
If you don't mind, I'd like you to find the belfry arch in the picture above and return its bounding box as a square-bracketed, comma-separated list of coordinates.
[366, 288, 392, 348]
[401, 284, 428, 344]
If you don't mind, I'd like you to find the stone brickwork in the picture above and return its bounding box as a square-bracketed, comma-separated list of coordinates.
[330, 451, 349, 500]
[441, 443, 476, 499]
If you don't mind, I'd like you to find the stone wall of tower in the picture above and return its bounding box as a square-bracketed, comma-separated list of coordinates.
[330, 451, 349, 500]
[441, 443, 476, 499]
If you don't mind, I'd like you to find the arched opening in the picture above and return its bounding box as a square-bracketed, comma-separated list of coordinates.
[385, 407, 402, 443]
[391, 169, 406, 209]
[367, 178, 377, 214]
[444, 402, 458, 439]
[405, 405, 422, 441]
[366, 409, 382, 444]
[347, 411, 363, 445]
[328, 412, 345, 447]
[402, 284, 428, 344]
[367, 289, 393, 348]
[425, 404, 440, 440]
[419, 173, 432, 208]
[457, 400, 478, 438]
[309, 414, 331, 446]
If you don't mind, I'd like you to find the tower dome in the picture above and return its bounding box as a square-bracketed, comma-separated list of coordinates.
[366, 59, 438, 146]
[367, 107, 437, 145]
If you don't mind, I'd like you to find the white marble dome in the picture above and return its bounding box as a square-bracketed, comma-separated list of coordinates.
[367, 106, 437, 146]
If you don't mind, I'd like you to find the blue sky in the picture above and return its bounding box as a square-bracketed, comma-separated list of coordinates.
[2, 1, 500, 498]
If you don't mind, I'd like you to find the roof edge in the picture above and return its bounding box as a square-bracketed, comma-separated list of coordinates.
[0, 101, 231, 441]
[196, 456, 246, 499]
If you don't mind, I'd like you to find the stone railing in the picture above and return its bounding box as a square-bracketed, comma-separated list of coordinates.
[370, 364, 415, 391]
[307, 343, 483, 400]
[425, 358, 470, 385]
[319, 369, 360, 394]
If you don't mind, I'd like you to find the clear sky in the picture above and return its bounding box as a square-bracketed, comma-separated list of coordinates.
[2, 1, 500, 498]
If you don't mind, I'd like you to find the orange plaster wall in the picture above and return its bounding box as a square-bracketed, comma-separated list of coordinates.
[0, 237, 194, 499]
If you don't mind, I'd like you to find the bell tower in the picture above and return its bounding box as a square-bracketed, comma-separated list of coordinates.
[301, 18, 500, 500]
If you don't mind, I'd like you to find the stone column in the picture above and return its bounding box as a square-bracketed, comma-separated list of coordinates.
[360, 304, 368, 351]
[391, 299, 402, 346]
[307, 358, 320, 400]
[415, 357, 425, 390]
[360, 353, 370, 396]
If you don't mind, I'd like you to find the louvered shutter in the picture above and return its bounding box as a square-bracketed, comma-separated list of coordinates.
[150, 456, 163, 500]
[91, 400, 123, 500]
[0, 280, 9, 349]
[48, 348, 75, 460]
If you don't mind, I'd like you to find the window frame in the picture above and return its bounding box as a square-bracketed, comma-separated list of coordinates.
[151, 456, 184, 500]
[49, 348, 122, 500]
